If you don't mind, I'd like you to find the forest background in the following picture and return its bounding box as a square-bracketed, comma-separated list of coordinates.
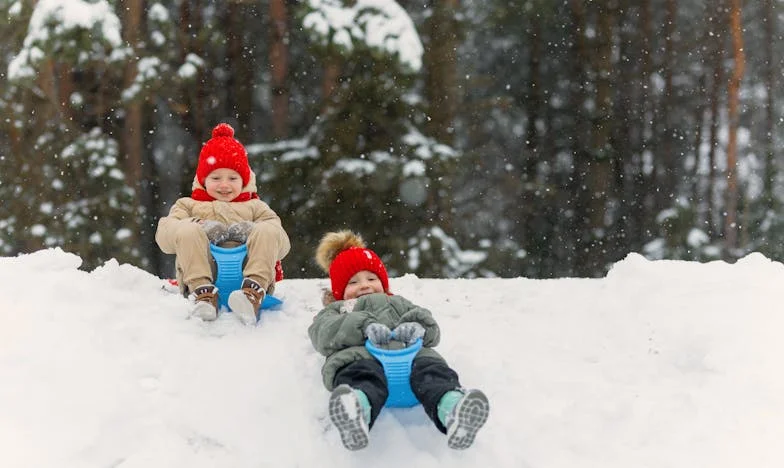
[0, 0, 776, 280]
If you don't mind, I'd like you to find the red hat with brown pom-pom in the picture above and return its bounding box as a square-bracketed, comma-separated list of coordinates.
[315, 231, 390, 301]
[195, 123, 251, 186]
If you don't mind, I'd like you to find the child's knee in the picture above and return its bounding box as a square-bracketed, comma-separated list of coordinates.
[245, 222, 279, 243]
[250, 222, 274, 236]
[178, 222, 207, 242]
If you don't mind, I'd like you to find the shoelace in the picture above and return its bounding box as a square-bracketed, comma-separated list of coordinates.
[193, 286, 218, 304]
[242, 280, 263, 293]
[242, 287, 263, 306]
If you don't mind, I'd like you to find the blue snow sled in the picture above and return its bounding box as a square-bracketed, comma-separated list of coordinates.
[365, 337, 423, 408]
[210, 243, 283, 311]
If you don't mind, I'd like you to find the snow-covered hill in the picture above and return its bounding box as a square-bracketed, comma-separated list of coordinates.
[1, 248, 783, 468]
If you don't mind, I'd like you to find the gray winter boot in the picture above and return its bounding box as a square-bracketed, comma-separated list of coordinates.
[443, 389, 490, 450]
[328, 384, 370, 451]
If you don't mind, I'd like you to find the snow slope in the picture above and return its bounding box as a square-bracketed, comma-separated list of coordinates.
[1, 248, 783, 468]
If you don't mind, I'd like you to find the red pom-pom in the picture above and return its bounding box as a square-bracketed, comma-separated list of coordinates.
[212, 123, 234, 138]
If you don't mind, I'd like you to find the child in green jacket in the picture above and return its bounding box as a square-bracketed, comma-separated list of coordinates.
[308, 230, 489, 451]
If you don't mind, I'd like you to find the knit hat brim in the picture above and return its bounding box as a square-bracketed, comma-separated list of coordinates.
[195, 123, 252, 186]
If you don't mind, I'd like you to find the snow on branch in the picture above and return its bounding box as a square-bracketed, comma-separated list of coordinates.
[8, 0, 126, 81]
[303, 0, 423, 72]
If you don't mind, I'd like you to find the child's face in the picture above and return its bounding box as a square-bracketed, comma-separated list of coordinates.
[343, 270, 384, 300]
[204, 168, 244, 201]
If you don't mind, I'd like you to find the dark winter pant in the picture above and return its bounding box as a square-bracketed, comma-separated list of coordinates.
[332, 356, 461, 434]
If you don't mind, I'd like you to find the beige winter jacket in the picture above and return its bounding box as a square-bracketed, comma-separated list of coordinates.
[155, 174, 290, 292]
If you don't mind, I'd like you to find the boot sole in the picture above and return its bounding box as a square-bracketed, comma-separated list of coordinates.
[447, 389, 490, 450]
[329, 385, 369, 450]
[191, 301, 217, 321]
[228, 291, 259, 325]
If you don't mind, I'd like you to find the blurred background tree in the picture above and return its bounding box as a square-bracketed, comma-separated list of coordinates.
[0, 0, 779, 279]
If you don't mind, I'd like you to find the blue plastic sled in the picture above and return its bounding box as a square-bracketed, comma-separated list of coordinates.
[209, 243, 283, 312]
[365, 337, 423, 408]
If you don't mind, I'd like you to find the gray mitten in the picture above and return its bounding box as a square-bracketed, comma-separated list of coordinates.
[393, 322, 425, 345]
[200, 220, 229, 245]
[364, 323, 392, 345]
[227, 221, 255, 243]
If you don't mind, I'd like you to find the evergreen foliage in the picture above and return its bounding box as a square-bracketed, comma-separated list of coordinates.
[0, 0, 141, 269]
[248, 0, 480, 278]
[0, 0, 783, 278]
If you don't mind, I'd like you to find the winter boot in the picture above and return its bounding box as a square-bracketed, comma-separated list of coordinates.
[328, 384, 370, 451]
[228, 278, 264, 325]
[190, 284, 218, 321]
[440, 389, 490, 450]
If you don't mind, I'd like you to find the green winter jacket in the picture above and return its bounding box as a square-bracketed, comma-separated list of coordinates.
[308, 292, 446, 390]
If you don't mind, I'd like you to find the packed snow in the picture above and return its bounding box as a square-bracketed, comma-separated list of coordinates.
[1, 248, 783, 468]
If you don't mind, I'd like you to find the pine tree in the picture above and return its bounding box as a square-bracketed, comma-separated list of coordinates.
[2, 0, 140, 269]
[252, 0, 478, 278]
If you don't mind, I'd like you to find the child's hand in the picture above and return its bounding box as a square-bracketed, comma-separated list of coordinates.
[200, 220, 229, 245]
[364, 323, 392, 345]
[227, 221, 255, 243]
[392, 322, 425, 345]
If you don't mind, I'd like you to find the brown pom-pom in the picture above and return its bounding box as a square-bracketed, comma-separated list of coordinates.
[315, 230, 366, 273]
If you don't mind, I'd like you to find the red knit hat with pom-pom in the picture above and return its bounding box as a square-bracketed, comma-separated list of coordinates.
[195, 123, 251, 186]
[315, 231, 390, 301]
[329, 247, 390, 301]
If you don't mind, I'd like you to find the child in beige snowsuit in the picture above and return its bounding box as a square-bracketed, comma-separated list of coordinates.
[155, 123, 290, 324]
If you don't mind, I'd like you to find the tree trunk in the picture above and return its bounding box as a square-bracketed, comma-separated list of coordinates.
[585, 0, 616, 275]
[690, 4, 714, 218]
[658, 0, 677, 208]
[513, 9, 544, 256]
[634, 0, 655, 244]
[763, 0, 775, 209]
[423, 0, 459, 145]
[613, 4, 634, 250]
[524, 17, 542, 166]
[121, 0, 143, 189]
[724, 0, 745, 255]
[706, 40, 724, 238]
[23, 59, 59, 252]
[179, 0, 208, 194]
[691, 73, 706, 203]
[120, 0, 144, 250]
[568, 0, 590, 276]
[321, 58, 340, 112]
[225, 1, 254, 138]
[269, 0, 290, 139]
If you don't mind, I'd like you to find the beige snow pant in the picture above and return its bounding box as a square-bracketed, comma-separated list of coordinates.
[174, 222, 290, 294]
